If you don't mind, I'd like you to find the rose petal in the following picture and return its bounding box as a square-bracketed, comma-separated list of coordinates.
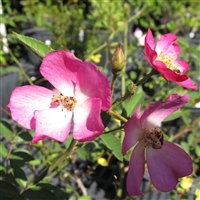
[176, 77, 198, 89]
[146, 141, 193, 192]
[123, 106, 143, 155]
[156, 33, 178, 54]
[75, 61, 112, 111]
[141, 94, 190, 129]
[145, 29, 155, 50]
[126, 141, 145, 197]
[176, 60, 189, 74]
[40, 50, 81, 96]
[7, 85, 54, 129]
[31, 108, 72, 144]
[73, 97, 104, 142]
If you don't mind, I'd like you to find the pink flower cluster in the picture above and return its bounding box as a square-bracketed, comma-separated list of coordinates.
[8, 28, 197, 197]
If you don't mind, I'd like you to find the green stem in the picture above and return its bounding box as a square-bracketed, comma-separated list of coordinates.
[48, 138, 77, 173]
[8, 48, 34, 85]
[111, 74, 117, 94]
[136, 68, 158, 86]
[107, 110, 127, 123]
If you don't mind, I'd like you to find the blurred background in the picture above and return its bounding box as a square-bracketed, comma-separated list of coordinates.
[0, 0, 200, 199]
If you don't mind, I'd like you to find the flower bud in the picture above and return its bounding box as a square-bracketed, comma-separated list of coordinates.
[110, 43, 126, 74]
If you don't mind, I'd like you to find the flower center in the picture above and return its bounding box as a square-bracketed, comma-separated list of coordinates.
[143, 128, 163, 149]
[157, 51, 181, 74]
[51, 92, 77, 111]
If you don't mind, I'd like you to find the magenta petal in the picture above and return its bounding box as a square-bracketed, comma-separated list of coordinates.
[7, 85, 54, 129]
[145, 28, 155, 50]
[40, 50, 81, 96]
[141, 94, 190, 129]
[123, 106, 143, 155]
[73, 98, 104, 142]
[126, 142, 145, 197]
[176, 77, 198, 89]
[31, 108, 72, 144]
[146, 141, 193, 192]
[75, 61, 112, 111]
[176, 60, 189, 74]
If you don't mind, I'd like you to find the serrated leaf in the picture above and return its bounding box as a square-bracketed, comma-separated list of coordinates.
[0, 143, 8, 158]
[100, 133, 123, 161]
[0, 120, 14, 141]
[21, 186, 58, 200]
[164, 109, 182, 122]
[122, 92, 144, 118]
[14, 32, 54, 60]
[0, 180, 19, 198]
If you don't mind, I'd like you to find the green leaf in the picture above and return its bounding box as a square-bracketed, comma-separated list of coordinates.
[0, 120, 14, 141]
[164, 110, 182, 122]
[100, 133, 123, 161]
[79, 196, 92, 200]
[122, 92, 144, 118]
[195, 145, 200, 157]
[76, 148, 89, 160]
[21, 186, 58, 200]
[14, 32, 54, 59]
[10, 151, 34, 167]
[11, 162, 27, 188]
[0, 180, 19, 198]
[0, 143, 8, 158]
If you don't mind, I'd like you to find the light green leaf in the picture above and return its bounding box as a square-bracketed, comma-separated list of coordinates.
[164, 110, 182, 122]
[122, 92, 144, 118]
[14, 32, 54, 59]
[0, 120, 14, 141]
[0, 143, 8, 158]
[100, 133, 123, 161]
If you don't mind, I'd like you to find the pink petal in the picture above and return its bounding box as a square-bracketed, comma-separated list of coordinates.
[31, 108, 72, 144]
[176, 60, 189, 74]
[7, 85, 54, 129]
[176, 77, 198, 90]
[152, 60, 188, 82]
[122, 106, 143, 155]
[73, 98, 104, 142]
[144, 42, 158, 66]
[145, 29, 155, 49]
[75, 61, 112, 111]
[141, 94, 190, 129]
[40, 50, 81, 96]
[146, 141, 193, 192]
[126, 141, 145, 197]
[156, 33, 178, 54]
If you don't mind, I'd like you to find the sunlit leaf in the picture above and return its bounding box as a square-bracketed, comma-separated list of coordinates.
[0, 143, 8, 158]
[100, 133, 123, 161]
[0, 120, 14, 141]
[14, 32, 54, 60]
[164, 110, 183, 121]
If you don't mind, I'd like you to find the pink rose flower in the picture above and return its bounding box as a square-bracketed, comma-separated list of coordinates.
[122, 94, 193, 196]
[144, 28, 197, 90]
[8, 50, 112, 144]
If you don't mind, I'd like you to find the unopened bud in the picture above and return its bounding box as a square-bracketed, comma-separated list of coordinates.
[127, 82, 137, 95]
[110, 43, 126, 74]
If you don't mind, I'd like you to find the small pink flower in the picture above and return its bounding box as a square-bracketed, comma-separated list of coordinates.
[122, 94, 193, 197]
[8, 50, 112, 144]
[144, 28, 197, 90]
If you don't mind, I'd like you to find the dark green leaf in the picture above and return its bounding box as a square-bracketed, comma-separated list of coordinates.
[16, 131, 33, 142]
[21, 186, 58, 200]
[11, 163, 27, 188]
[100, 133, 123, 161]
[0, 120, 14, 140]
[122, 92, 144, 118]
[10, 151, 34, 167]
[0, 180, 19, 198]
[101, 111, 111, 128]
[14, 32, 54, 60]
[0, 143, 8, 158]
